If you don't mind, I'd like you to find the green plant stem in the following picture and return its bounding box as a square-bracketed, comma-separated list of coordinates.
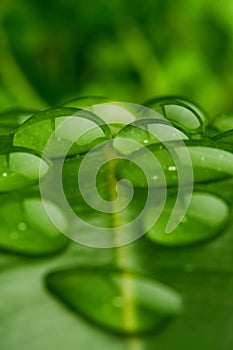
[104, 143, 144, 350]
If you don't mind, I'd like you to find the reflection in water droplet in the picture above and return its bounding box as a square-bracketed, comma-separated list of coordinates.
[2, 172, 7, 177]
[46, 267, 182, 336]
[168, 166, 176, 171]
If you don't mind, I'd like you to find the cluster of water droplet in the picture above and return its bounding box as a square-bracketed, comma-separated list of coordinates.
[0, 96, 232, 335]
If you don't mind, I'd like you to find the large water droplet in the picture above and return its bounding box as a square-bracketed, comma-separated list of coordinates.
[116, 144, 181, 188]
[0, 196, 68, 256]
[147, 192, 230, 246]
[46, 266, 182, 335]
[144, 96, 207, 133]
[13, 108, 112, 158]
[0, 150, 49, 192]
[188, 145, 233, 182]
[113, 120, 188, 155]
[117, 141, 233, 188]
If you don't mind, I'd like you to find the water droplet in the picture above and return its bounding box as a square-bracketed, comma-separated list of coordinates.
[10, 232, 19, 240]
[117, 144, 179, 188]
[46, 266, 182, 335]
[113, 120, 188, 155]
[188, 145, 233, 182]
[0, 197, 68, 256]
[144, 96, 207, 133]
[0, 151, 49, 192]
[147, 192, 230, 246]
[17, 222, 27, 231]
[13, 108, 112, 158]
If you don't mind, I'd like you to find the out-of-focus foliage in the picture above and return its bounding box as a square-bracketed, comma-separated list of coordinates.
[0, 0, 232, 114]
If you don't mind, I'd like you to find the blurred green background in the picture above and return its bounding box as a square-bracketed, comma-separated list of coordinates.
[0, 0, 232, 115]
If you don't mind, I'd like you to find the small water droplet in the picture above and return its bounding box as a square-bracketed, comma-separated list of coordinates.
[10, 232, 19, 240]
[2, 172, 8, 177]
[147, 192, 230, 247]
[17, 222, 27, 231]
[143, 140, 149, 144]
[152, 175, 158, 180]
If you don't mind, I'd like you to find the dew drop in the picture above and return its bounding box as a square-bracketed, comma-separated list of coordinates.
[10, 232, 19, 240]
[144, 96, 207, 132]
[0, 197, 68, 256]
[13, 108, 112, 158]
[17, 222, 27, 231]
[0, 150, 50, 192]
[147, 192, 230, 246]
